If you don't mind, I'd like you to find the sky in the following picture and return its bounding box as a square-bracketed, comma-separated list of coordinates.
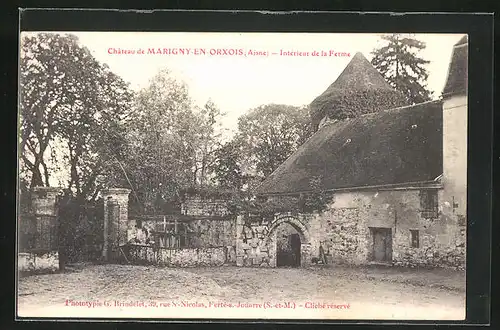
[63, 32, 464, 135]
[20, 31, 464, 187]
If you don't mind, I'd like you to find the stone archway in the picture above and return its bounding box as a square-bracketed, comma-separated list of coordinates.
[265, 215, 312, 268]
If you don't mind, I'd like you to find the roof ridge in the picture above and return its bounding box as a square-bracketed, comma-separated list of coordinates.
[322, 99, 443, 124]
[375, 99, 442, 113]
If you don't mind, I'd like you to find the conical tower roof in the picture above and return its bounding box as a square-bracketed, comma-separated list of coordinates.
[442, 35, 468, 97]
[310, 52, 408, 130]
[455, 35, 468, 46]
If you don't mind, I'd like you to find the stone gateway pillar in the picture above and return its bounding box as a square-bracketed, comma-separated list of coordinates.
[31, 186, 60, 255]
[18, 186, 61, 273]
[31, 186, 60, 216]
[102, 188, 131, 261]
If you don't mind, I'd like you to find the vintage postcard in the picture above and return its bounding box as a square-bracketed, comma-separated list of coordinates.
[17, 31, 468, 320]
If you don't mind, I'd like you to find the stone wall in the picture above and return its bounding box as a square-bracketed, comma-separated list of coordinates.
[18, 251, 59, 273]
[321, 208, 362, 264]
[125, 194, 237, 267]
[182, 196, 230, 217]
[127, 218, 236, 249]
[235, 214, 314, 268]
[235, 216, 274, 267]
[310, 189, 466, 269]
[31, 187, 60, 215]
[125, 245, 232, 267]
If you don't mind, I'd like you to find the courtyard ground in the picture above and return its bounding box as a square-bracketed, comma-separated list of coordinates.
[17, 263, 465, 320]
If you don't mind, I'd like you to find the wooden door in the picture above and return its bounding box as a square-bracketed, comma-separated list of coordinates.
[290, 233, 301, 267]
[277, 233, 301, 267]
[372, 228, 392, 262]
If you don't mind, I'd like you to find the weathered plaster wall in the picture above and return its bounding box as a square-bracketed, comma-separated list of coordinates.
[442, 94, 467, 219]
[314, 207, 363, 264]
[311, 189, 465, 269]
[439, 94, 467, 267]
[103, 189, 130, 243]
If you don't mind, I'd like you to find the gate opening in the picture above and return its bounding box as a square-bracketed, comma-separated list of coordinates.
[276, 223, 301, 267]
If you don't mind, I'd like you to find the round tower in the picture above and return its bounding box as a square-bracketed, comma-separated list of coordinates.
[309, 52, 408, 131]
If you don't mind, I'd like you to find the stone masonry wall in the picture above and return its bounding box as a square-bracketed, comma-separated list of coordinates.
[235, 213, 314, 268]
[182, 196, 230, 217]
[18, 251, 59, 273]
[127, 218, 236, 249]
[311, 189, 465, 269]
[125, 194, 237, 267]
[320, 208, 362, 264]
[236, 216, 274, 267]
[126, 245, 229, 267]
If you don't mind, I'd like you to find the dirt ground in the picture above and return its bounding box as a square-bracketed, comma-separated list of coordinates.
[17, 263, 466, 320]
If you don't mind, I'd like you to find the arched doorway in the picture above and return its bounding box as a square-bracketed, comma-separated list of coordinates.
[265, 215, 311, 268]
[276, 222, 301, 267]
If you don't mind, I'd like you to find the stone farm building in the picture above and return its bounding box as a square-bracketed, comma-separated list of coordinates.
[18, 36, 467, 273]
[252, 35, 468, 269]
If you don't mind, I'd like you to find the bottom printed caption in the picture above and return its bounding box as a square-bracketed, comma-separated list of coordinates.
[65, 299, 351, 310]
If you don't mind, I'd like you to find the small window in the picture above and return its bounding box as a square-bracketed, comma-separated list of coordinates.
[410, 230, 419, 248]
[420, 189, 438, 218]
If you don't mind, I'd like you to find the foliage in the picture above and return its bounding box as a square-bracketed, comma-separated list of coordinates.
[311, 89, 408, 125]
[19, 33, 133, 200]
[121, 69, 225, 214]
[309, 52, 409, 131]
[181, 186, 239, 201]
[208, 139, 247, 190]
[192, 99, 226, 188]
[236, 104, 313, 179]
[226, 179, 333, 219]
[57, 191, 105, 263]
[371, 34, 433, 104]
[19, 33, 330, 219]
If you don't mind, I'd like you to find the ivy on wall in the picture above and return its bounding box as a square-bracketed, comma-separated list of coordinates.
[226, 190, 334, 221]
[179, 185, 334, 223]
